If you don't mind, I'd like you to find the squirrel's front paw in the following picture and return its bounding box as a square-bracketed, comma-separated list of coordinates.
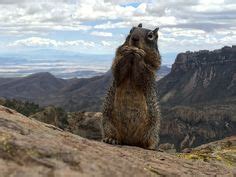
[102, 138, 120, 145]
[134, 48, 146, 58]
[121, 46, 146, 57]
[120, 46, 135, 55]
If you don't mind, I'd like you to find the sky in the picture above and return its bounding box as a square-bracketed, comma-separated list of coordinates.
[0, 0, 236, 56]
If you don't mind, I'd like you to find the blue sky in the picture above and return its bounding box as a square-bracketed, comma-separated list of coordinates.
[0, 0, 236, 60]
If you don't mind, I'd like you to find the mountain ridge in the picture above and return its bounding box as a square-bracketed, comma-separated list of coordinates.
[0, 66, 170, 111]
[157, 45, 236, 106]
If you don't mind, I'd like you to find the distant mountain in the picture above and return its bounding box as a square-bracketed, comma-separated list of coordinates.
[0, 72, 67, 101]
[0, 49, 113, 60]
[0, 49, 114, 78]
[0, 65, 170, 111]
[0, 48, 175, 78]
[157, 65, 171, 79]
[0, 71, 109, 111]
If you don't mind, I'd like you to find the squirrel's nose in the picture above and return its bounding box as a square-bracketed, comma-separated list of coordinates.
[131, 34, 140, 42]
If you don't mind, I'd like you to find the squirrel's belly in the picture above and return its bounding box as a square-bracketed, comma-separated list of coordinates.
[113, 80, 148, 142]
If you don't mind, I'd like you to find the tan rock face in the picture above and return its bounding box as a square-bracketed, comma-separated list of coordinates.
[30, 106, 68, 129]
[0, 105, 234, 177]
[67, 112, 102, 140]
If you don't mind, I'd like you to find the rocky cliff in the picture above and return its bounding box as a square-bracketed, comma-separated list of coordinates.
[158, 45, 236, 105]
[156, 45, 236, 150]
[0, 105, 235, 177]
[160, 105, 236, 151]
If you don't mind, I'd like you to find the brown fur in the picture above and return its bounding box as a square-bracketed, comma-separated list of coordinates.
[112, 45, 160, 92]
[102, 25, 161, 150]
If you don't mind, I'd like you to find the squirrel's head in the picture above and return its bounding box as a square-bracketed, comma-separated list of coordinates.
[125, 23, 159, 52]
[113, 24, 161, 88]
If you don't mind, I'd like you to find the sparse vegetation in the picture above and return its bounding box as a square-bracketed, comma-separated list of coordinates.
[1, 99, 42, 116]
[0, 98, 69, 129]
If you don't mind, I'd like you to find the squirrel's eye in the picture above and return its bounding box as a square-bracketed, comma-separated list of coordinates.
[147, 33, 154, 40]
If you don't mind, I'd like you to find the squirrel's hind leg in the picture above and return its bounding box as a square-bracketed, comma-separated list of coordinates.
[101, 80, 120, 145]
[101, 119, 120, 145]
[140, 123, 159, 150]
[146, 130, 160, 150]
[102, 137, 120, 145]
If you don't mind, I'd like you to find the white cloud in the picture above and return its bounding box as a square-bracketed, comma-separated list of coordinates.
[101, 41, 111, 46]
[8, 37, 58, 47]
[0, 0, 92, 35]
[72, 0, 136, 21]
[90, 31, 113, 37]
[105, 0, 145, 4]
[0, 0, 236, 54]
[94, 21, 131, 29]
[8, 37, 95, 48]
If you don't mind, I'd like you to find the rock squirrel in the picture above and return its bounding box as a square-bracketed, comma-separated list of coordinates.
[101, 23, 161, 150]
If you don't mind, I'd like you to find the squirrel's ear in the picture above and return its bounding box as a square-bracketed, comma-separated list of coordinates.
[138, 23, 142, 28]
[153, 27, 159, 34]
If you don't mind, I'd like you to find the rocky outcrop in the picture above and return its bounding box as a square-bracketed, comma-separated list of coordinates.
[158, 45, 236, 105]
[172, 46, 236, 72]
[67, 112, 102, 140]
[160, 105, 236, 151]
[30, 106, 68, 129]
[0, 105, 234, 176]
